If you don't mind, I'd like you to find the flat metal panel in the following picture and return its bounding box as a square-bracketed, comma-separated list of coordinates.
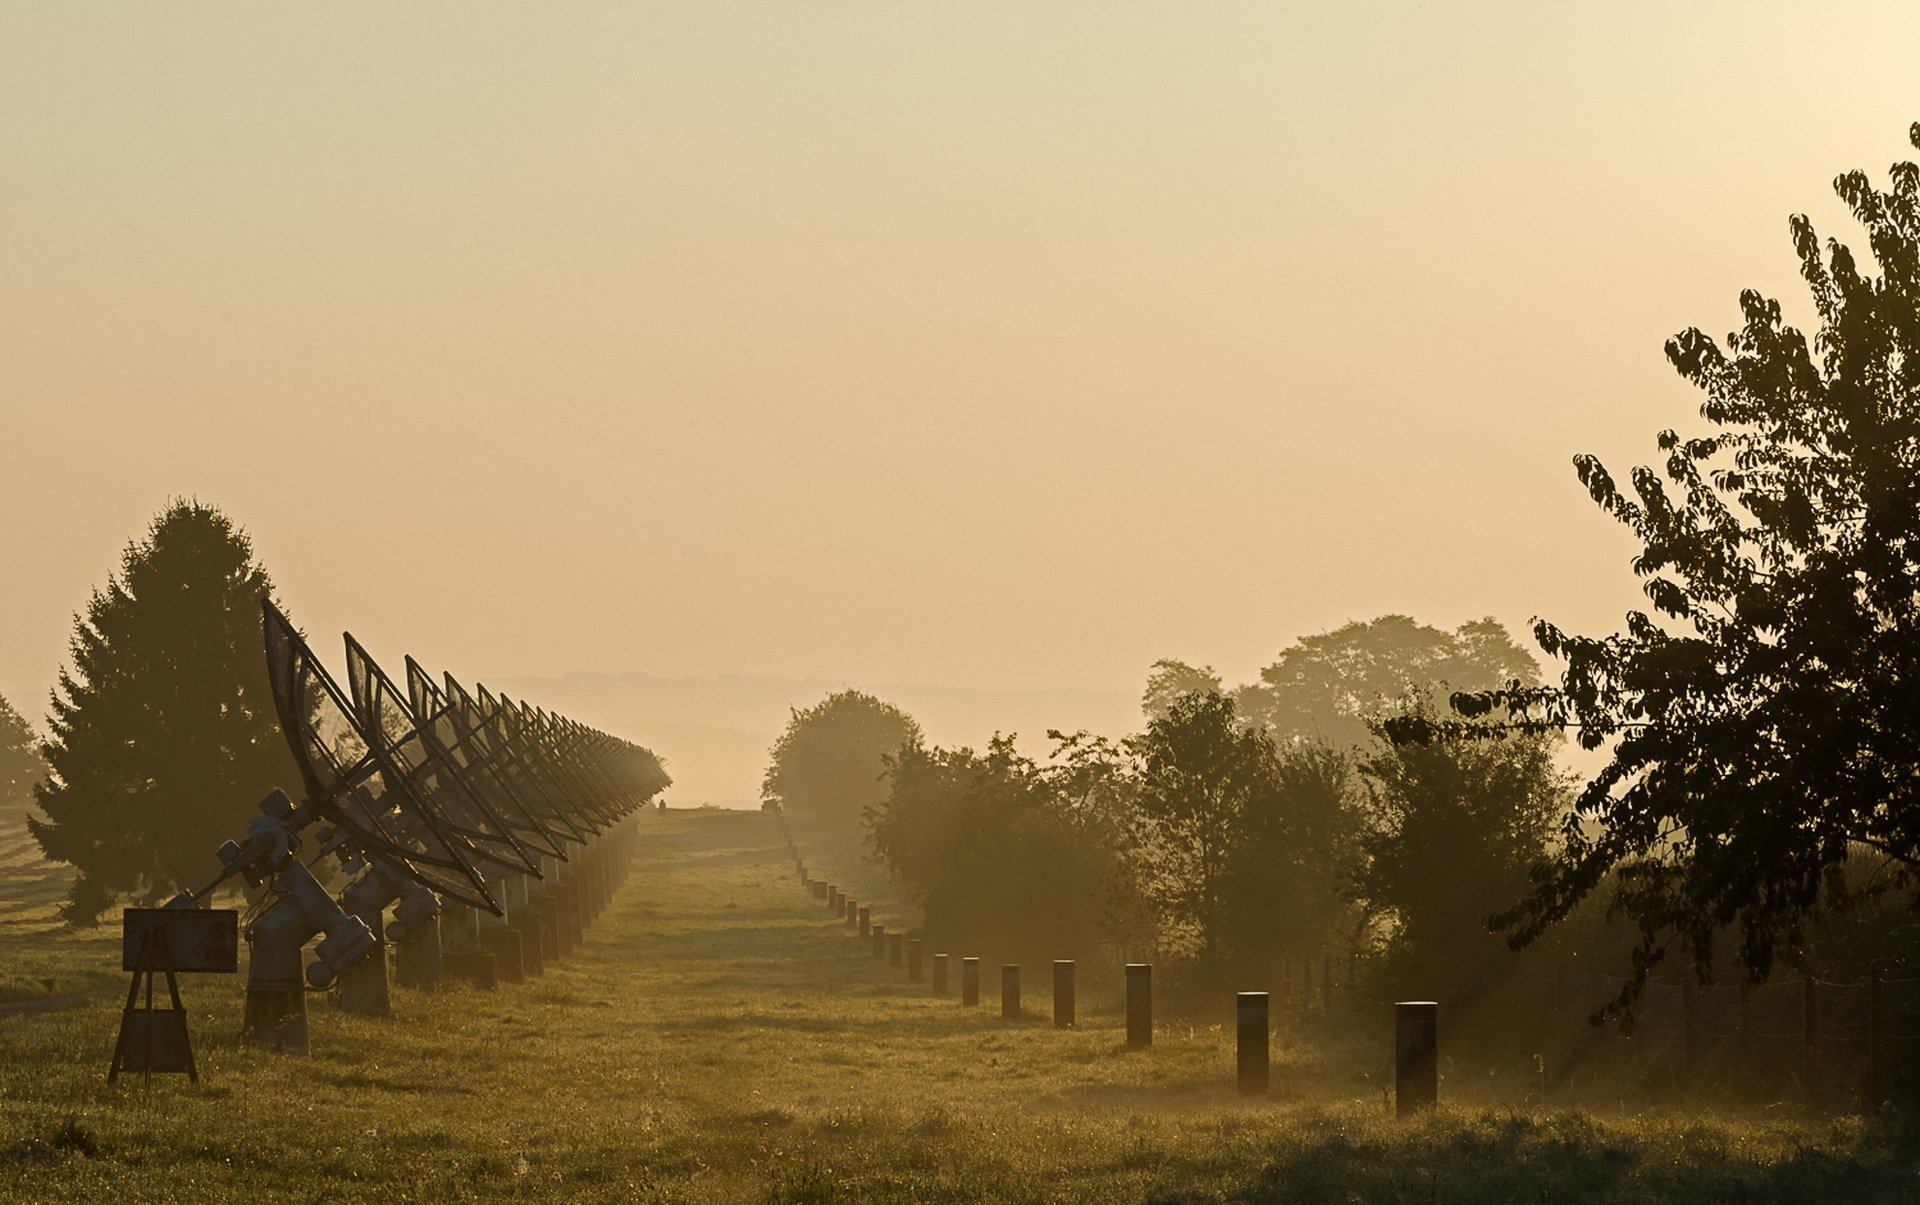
[121, 908, 239, 974]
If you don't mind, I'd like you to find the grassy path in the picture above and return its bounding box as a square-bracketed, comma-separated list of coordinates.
[0, 808, 1914, 1202]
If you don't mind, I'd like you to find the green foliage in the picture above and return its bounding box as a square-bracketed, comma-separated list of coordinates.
[763, 689, 921, 850]
[866, 734, 1146, 961]
[1451, 123, 1920, 996]
[28, 500, 297, 924]
[1355, 708, 1569, 1011]
[1217, 738, 1363, 968]
[1140, 658, 1224, 720]
[1237, 615, 1538, 748]
[0, 696, 41, 810]
[1124, 691, 1287, 963]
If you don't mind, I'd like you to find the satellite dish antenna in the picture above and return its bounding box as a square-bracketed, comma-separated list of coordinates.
[403, 657, 571, 862]
[343, 635, 541, 879]
[441, 674, 590, 845]
[262, 604, 500, 914]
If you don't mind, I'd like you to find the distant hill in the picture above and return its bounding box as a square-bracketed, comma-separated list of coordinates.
[488, 672, 1139, 807]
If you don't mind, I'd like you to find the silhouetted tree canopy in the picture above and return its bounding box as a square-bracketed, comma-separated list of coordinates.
[763, 689, 920, 845]
[1438, 124, 1920, 998]
[1124, 690, 1279, 964]
[1140, 658, 1224, 721]
[1236, 616, 1537, 748]
[1355, 707, 1567, 1011]
[867, 733, 1145, 962]
[29, 500, 297, 924]
[0, 694, 41, 808]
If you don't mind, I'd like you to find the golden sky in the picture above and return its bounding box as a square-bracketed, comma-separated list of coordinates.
[4, 2, 1920, 739]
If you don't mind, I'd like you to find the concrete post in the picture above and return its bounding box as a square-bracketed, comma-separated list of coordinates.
[933, 953, 949, 994]
[1126, 964, 1152, 1048]
[858, 907, 871, 938]
[1236, 992, 1269, 1096]
[1002, 965, 1021, 1020]
[844, 898, 858, 928]
[871, 923, 886, 958]
[1395, 1001, 1438, 1116]
[1053, 961, 1075, 1028]
[962, 957, 980, 1005]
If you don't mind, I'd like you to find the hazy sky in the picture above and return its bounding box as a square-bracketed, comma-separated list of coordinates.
[5, 3, 1920, 741]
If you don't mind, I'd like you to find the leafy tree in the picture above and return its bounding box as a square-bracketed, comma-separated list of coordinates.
[763, 689, 921, 852]
[867, 734, 1142, 961]
[30, 501, 297, 923]
[1446, 124, 1920, 999]
[1355, 708, 1567, 1010]
[0, 694, 41, 809]
[1124, 690, 1277, 963]
[1236, 616, 1537, 748]
[1141, 658, 1224, 720]
[1217, 738, 1363, 970]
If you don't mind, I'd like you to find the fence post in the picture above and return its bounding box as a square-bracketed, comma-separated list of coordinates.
[1802, 976, 1817, 1096]
[1002, 965, 1021, 1020]
[1126, 963, 1152, 1048]
[907, 939, 923, 982]
[962, 957, 980, 1006]
[1395, 1001, 1439, 1117]
[858, 907, 870, 939]
[1053, 961, 1075, 1028]
[844, 899, 858, 929]
[1236, 992, 1269, 1096]
[933, 953, 949, 994]
[871, 923, 886, 958]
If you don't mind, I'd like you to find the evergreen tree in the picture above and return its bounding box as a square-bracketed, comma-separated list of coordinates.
[30, 500, 298, 923]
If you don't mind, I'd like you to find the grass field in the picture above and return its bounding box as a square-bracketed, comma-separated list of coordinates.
[1, 808, 1916, 1203]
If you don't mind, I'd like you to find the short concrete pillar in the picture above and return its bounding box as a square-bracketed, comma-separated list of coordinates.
[907, 939, 922, 981]
[962, 957, 980, 1005]
[1053, 960, 1075, 1028]
[871, 923, 887, 958]
[1002, 965, 1021, 1019]
[858, 907, 871, 938]
[932, 953, 949, 994]
[1395, 1001, 1438, 1117]
[827, 886, 839, 913]
[1126, 964, 1152, 1048]
[888, 932, 903, 967]
[844, 899, 859, 928]
[1236, 992, 1269, 1096]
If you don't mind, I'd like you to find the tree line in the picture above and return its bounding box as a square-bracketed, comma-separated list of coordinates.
[767, 122, 1920, 1030]
[764, 616, 1568, 1019]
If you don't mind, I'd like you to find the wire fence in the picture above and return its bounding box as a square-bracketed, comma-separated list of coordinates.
[1554, 966, 1920, 1099]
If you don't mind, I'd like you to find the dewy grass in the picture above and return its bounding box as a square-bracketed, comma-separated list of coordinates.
[0, 809, 1915, 1203]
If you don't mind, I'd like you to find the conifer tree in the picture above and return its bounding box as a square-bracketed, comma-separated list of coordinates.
[30, 500, 298, 923]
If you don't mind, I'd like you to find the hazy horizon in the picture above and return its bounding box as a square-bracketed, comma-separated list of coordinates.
[8, 3, 1920, 781]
